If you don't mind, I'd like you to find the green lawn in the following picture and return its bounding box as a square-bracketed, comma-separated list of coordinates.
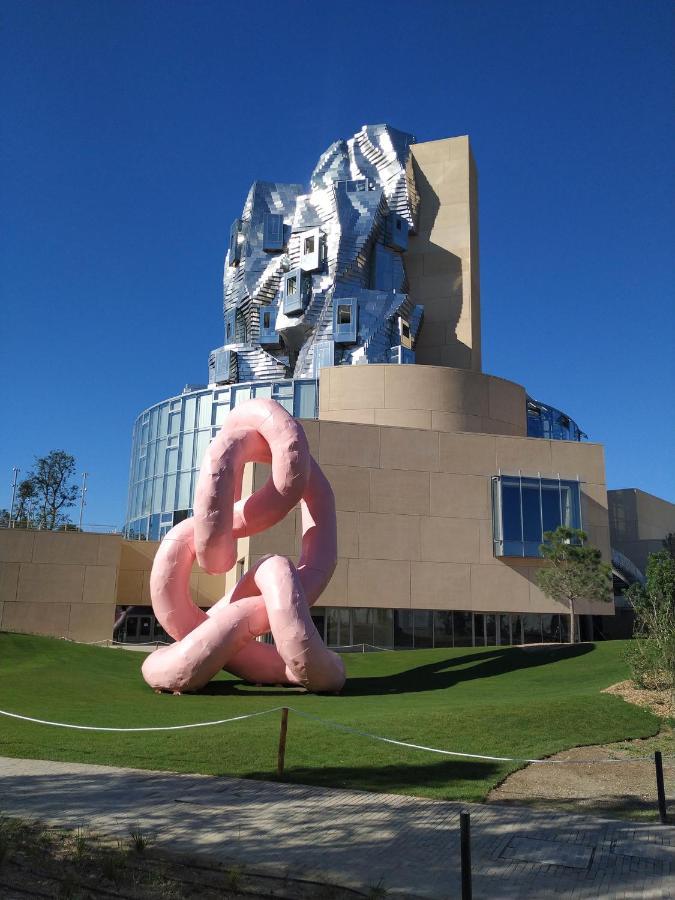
[0, 633, 661, 802]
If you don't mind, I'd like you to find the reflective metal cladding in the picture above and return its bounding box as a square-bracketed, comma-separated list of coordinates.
[208, 124, 424, 385]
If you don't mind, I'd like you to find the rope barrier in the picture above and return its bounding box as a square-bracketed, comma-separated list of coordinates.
[0, 707, 283, 733]
[285, 707, 675, 765]
[0, 705, 672, 764]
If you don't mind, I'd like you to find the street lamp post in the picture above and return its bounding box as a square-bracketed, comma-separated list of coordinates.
[8, 467, 20, 528]
[78, 472, 89, 532]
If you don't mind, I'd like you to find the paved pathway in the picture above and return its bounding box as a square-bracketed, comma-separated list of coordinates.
[1, 756, 673, 898]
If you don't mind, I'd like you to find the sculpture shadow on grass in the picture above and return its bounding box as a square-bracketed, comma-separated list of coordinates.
[198, 643, 593, 697]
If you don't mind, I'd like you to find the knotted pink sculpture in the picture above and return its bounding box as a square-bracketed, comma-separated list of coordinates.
[141, 398, 345, 694]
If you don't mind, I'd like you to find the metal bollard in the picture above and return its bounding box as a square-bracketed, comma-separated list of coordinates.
[460, 810, 472, 900]
[277, 707, 289, 779]
[655, 751, 667, 824]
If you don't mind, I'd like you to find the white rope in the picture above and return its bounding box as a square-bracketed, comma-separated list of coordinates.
[1, 704, 672, 765]
[286, 708, 675, 765]
[0, 707, 283, 733]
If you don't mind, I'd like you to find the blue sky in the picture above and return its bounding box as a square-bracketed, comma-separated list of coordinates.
[1, 0, 673, 525]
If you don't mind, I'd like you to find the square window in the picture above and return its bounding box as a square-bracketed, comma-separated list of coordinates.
[304, 236, 315, 255]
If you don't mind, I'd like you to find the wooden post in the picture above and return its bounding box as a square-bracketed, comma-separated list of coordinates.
[460, 811, 472, 900]
[655, 751, 667, 824]
[277, 707, 289, 779]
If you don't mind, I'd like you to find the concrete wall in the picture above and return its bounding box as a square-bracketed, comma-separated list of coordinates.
[0, 530, 121, 641]
[406, 135, 481, 372]
[608, 488, 675, 574]
[318, 364, 526, 435]
[249, 419, 612, 618]
[117, 537, 246, 609]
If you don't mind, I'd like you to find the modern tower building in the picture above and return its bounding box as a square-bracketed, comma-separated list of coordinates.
[117, 124, 614, 649]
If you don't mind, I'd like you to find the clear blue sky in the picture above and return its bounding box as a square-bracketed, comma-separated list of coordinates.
[1, 0, 673, 526]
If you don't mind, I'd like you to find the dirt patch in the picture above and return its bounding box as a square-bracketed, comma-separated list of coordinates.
[602, 679, 674, 719]
[0, 817, 385, 900]
[488, 682, 674, 822]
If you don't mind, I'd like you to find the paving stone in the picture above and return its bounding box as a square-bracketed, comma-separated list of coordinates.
[1, 756, 673, 899]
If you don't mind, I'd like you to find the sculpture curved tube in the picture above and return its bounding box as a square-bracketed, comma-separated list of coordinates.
[142, 398, 345, 694]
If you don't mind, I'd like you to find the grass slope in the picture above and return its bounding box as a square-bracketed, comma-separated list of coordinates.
[0, 633, 659, 802]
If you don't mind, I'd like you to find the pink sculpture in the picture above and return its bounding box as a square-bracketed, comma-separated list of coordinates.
[141, 399, 346, 694]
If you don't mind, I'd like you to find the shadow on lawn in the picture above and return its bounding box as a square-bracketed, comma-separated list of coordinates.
[200, 643, 593, 697]
[252, 757, 504, 796]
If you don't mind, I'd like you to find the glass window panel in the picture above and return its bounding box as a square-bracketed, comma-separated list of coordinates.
[485, 614, 497, 645]
[180, 431, 194, 471]
[541, 482, 562, 534]
[510, 615, 523, 644]
[149, 407, 158, 441]
[177, 471, 191, 510]
[169, 412, 181, 435]
[413, 610, 433, 648]
[125, 617, 138, 639]
[198, 395, 212, 428]
[521, 480, 541, 544]
[560, 482, 580, 528]
[183, 396, 197, 430]
[501, 481, 522, 542]
[252, 384, 272, 399]
[372, 608, 393, 648]
[165, 447, 178, 474]
[141, 478, 152, 515]
[474, 613, 485, 647]
[162, 474, 177, 512]
[213, 403, 229, 427]
[352, 608, 372, 645]
[433, 611, 454, 647]
[453, 611, 473, 647]
[149, 513, 160, 540]
[394, 610, 414, 648]
[558, 614, 570, 643]
[338, 608, 350, 645]
[158, 404, 169, 437]
[294, 380, 318, 419]
[541, 614, 557, 642]
[326, 609, 339, 646]
[310, 609, 325, 641]
[152, 477, 163, 514]
[232, 386, 251, 407]
[195, 430, 211, 467]
[499, 614, 511, 645]
[522, 614, 542, 644]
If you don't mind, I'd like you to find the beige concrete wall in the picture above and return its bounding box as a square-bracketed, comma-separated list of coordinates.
[406, 135, 481, 371]
[608, 488, 675, 574]
[117, 538, 246, 609]
[319, 364, 526, 435]
[249, 419, 612, 618]
[0, 530, 122, 641]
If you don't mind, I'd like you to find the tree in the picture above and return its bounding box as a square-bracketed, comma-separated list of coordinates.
[626, 550, 675, 693]
[13, 478, 37, 527]
[23, 450, 80, 530]
[536, 526, 612, 644]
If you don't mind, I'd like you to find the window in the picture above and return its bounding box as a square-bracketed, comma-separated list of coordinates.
[333, 299, 357, 344]
[263, 213, 284, 252]
[228, 219, 242, 265]
[384, 212, 409, 251]
[304, 236, 315, 255]
[283, 268, 306, 315]
[263, 311, 271, 329]
[492, 475, 582, 558]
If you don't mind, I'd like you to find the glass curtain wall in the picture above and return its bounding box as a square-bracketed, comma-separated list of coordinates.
[311, 608, 577, 649]
[125, 378, 318, 540]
